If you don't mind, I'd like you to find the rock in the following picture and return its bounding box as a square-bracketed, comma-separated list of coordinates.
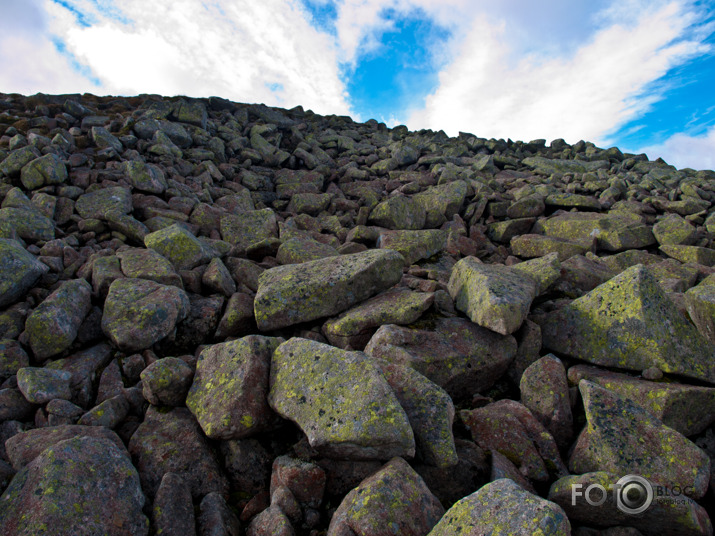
[144, 223, 212, 271]
[44, 342, 114, 409]
[659, 244, 715, 266]
[287, 192, 332, 215]
[220, 209, 278, 252]
[540, 264, 715, 383]
[0, 238, 48, 308]
[247, 506, 294, 536]
[487, 217, 536, 243]
[16, 367, 73, 404]
[569, 380, 710, 499]
[152, 473, 196, 536]
[685, 276, 715, 344]
[275, 237, 339, 264]
[0, 207, 55, 241]
[202, 257, 237, 296]
[92, 255, 124, 296]
[568, 365, 715, 436]
[164, 294, 224, 352]
[124, 160, 167, 194]
[24, 278, 92, 359]
[376, 359, 458, 468]
[20, 153, 67, 190]
[364, 316, 516, 400]
[128, 406, 229, 500]
[511, 251, 561, 294]
[90, 126, 122, 152]
[186, 335, 282, 439]
[322, 289, 434, 350]
[116, 247, 183, 288]
[533, 212, 655, 252]
[0, 436, 148, 536]
[413, 180, 467, 228]
[140, 357, 194, 406]
[511, 233, 591, 260]
[254, 249, 404, 331]
[368, 195, 426, 230]
[520, 354, 573, 448]
[268, 338, 415, 459]
[0, 339, 29, 379]
[270, 455, 326, 509]
[198, 492, 241, 536]
[507, 195, 546, 218]
[101, 278, 190, 352]
[221, 439, 272, 495]
[377, 229, 447, 266]
[0, 145, 41, 177]
[215, 292, 255, 339]
[653, 213, 697, 245]
[0, 389, 35, 422]
[460, 399, 568, 482]
[549, 471, 713, 536]
[427, 478, 570, 535]
[75, 186, 132, 220]
[327, 457, 444, 536]
[77, 394, 129, 428]
[448, 257, 538, 335]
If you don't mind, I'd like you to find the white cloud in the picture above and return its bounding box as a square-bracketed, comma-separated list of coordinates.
[3, 0, 352, 117]
[407, 1, 708, 144]
[636, 127, 715, 170]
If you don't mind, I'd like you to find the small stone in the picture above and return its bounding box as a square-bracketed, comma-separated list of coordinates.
[202, 257, 237, 296]
[16, 367, 73, 404]
[153, 473, 196, 536]
[140, 357, 194, 406]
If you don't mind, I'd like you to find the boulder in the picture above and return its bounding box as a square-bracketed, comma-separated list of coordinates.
[254, 249, 404, 331]
[0, 239, 48, 308]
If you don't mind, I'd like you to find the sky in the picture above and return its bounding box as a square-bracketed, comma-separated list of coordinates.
[1, 0, 714, 170]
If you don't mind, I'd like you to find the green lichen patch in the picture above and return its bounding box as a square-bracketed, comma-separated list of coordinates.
[368, 195, 426, 230]
[511, 252, 561, 295]
[413, 180, 467, 228]
[653, 213, 697, 246]
[377, 229, 447, 266]
[659, 244, 715, 267]
[144, 223, 211, 271]
[220, 209, 278, 252]
[268, 338, 415, 459]
[510, 233, 589, 261]
[540, 264, 715, 383]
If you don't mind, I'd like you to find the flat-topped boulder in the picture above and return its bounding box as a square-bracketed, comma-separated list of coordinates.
[254, 249, 404, 331]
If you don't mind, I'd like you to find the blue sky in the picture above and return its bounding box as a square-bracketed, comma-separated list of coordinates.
[1, 0, 714, 170]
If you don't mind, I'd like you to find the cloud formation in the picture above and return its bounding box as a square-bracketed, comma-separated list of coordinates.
[408, 1, 709, 144]
[637, 126, 715, 171]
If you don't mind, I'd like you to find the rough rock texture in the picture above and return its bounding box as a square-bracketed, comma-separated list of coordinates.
[2, 92, 715, 534]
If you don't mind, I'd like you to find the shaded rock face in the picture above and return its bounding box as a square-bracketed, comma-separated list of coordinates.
[2, 92, 715, 534]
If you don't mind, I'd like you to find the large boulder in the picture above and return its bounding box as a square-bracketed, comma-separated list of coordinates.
[569, 380, 710, 499]
[540, 264, 715, 383]
[186, 335, 283, 439]
[20, 153, 67, 190]
[101, 278, 190, 352]
[368, 195, 426, 230]
[75, 186, 132, 220]
[220, 209, 278, 252]
[377, 229, 447, 266]
[268, 338, 415, 459]
[0, 436, 148, 536]
[144, 224, 212, 271]
[254, 249, 404, 331]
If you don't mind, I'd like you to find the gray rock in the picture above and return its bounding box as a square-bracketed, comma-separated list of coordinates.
[20, 153, 67, 190]
[141, 357, 194, 406]
[0, 239, 48, 308]
[16, 367, 73, 404]
[75, 186, 132, 220]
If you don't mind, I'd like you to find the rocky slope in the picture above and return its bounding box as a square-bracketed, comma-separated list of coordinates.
[0, 92, 714, 535]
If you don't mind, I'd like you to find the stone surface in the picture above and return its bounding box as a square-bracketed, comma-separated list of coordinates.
[448, 256, 538, 334]
[254, 249, 404, 331]
[0, 436, 148, 536]
[327, 457, 444, 536]
[540, 264, 715, 383]
[140, 356, 194, 406]
[144, 223, 211, 270]
[186, 335, 282, 439]
[365, 316, 517, 400]
[427, 478, 570, 536]
[569, 380, 710, 499]
[0, 239, 48, 308]
[268, 338, 415, 459]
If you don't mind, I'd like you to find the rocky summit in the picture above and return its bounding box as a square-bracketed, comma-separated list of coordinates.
[2, 92, 715, 536]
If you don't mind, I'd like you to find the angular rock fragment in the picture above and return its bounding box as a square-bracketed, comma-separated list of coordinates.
[186, 335, 282, 439]
[101, 278, 190, 352]
[323, 288, 433, 350]
[368, 195, 426, 230]
[569, 380, 710, 499]
[254, 249, 404, 331]
[510, 233, 590, 260]
[220, 209, 278, 252]
[427, 478, 570, 536]
[144, 223, 211, 270]
[0, 436, 148, 536]
[128, 406, 229, 499]
[16, 367, 73, 404]
[24, 278, 92, 359]
[365, 316, 516, 399]
[327, 457, 444, 536]
[0, 207, 55, 241]
[448, 257, 538, 335]
[75, 186, 132, 220]
[140, 357, 194, 406]
[0, 238, 48, 308]
[540, 264, 715, 383]
[152, 473, 196, 536]
[569, 365, 715, 436]
[20, 153, 67, 190]
[268, 338, 415, 459]
[275, 237, 339, 265]
[116, 247, 183, 288]
[377, 229, 447, 266]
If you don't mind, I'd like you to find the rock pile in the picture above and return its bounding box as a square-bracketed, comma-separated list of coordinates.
[0, 91, 715, 535]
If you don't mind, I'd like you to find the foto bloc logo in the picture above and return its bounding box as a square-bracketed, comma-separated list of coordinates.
[571, 475, 655, 515]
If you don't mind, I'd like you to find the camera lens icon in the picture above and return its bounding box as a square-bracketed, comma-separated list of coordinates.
[615, 475, 653, 515]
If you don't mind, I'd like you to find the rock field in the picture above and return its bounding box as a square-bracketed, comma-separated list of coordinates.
[1, 92, 715, 535]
